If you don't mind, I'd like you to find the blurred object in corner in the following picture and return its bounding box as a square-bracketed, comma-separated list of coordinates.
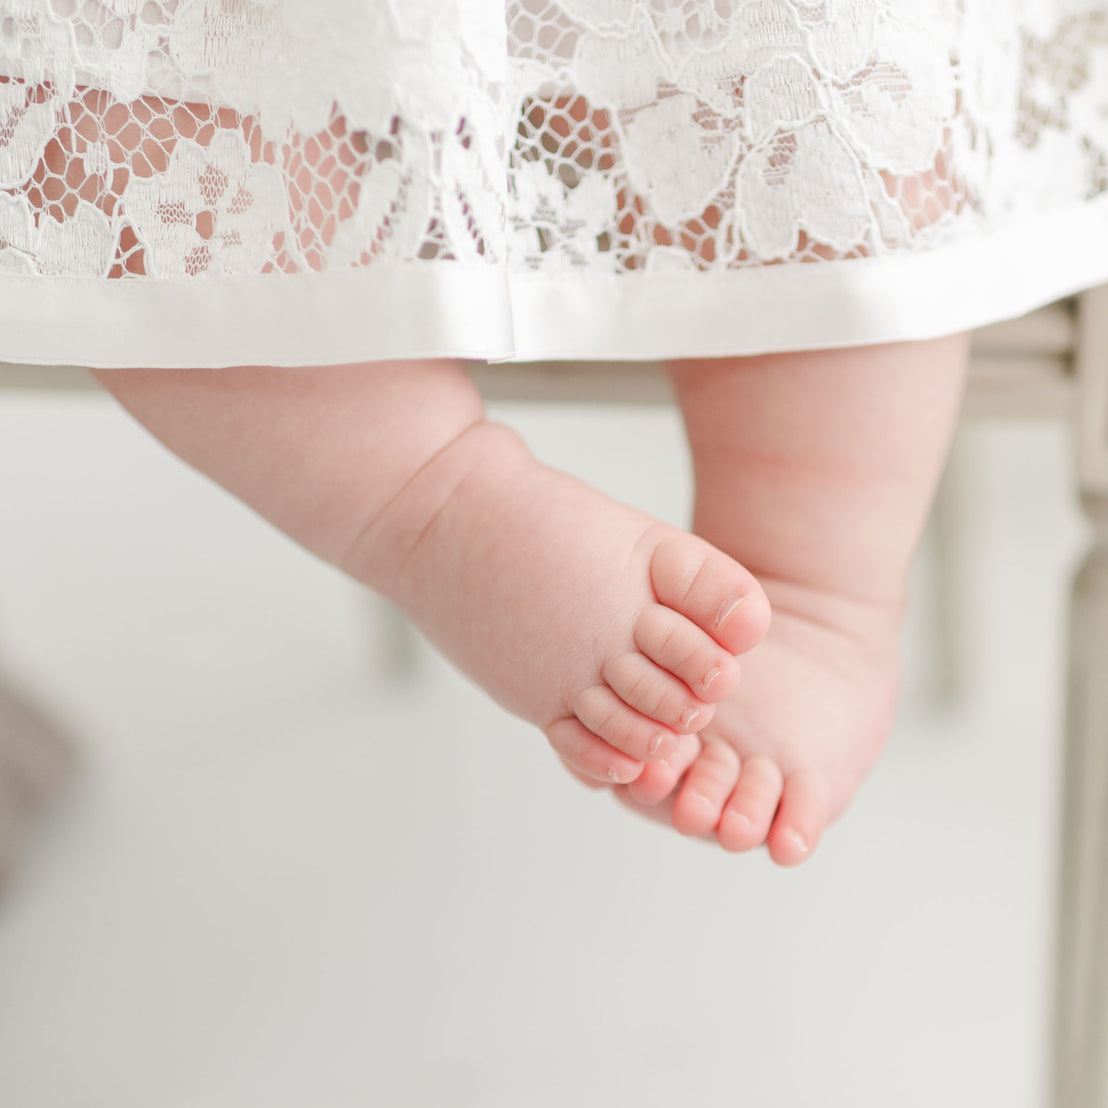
[0, 674, 77, 889]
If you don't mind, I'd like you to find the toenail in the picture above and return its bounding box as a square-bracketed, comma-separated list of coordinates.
[785, 829, 810, 855]
[679, 708, 700, 729]
[647, 732, 665, 756]
[702, 667, 724, 692]
[714, 596, 745, 629]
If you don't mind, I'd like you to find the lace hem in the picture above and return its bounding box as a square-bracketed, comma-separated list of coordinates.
[0, 194, 1103, 367]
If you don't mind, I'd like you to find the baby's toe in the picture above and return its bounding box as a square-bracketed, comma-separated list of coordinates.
[649, 535, 770, 655]
[602, 651, 715, 734]
[716, 755, 784, 852]
[560, 759, 610, 790]
[671, 739, 739, 837]
[634, 604, 742, 703]
[624, 733, 701, 807]
[766, 769, 827, 866]
[573, 685, 682, 762]
[546, 717, 644, 785]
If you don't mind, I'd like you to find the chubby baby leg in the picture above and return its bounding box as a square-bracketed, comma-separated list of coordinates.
[618, 336, 969, 862]
[90, 360, 769, 783]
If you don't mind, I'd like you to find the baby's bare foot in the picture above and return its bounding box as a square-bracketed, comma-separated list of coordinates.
[615, 336, 968, 862]
[615, 579, 902, 863]
[350, 422, 771, 781]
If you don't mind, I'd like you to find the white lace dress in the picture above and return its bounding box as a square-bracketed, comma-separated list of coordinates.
[1, 0, 1107, 367]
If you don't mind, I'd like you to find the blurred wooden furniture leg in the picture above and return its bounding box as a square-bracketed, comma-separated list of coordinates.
[1052, 285, 1108, 1108]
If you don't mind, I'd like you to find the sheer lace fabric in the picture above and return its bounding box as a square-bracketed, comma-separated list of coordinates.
[1, 0, 1107, 365]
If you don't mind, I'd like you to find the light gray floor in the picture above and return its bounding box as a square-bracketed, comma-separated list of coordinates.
[0, 389, 1089, 1108]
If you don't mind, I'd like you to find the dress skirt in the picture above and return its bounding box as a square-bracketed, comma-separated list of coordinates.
[1, 0, 1107, 368]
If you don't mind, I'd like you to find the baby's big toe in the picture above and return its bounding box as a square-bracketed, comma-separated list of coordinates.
[649, 535, 770, 656]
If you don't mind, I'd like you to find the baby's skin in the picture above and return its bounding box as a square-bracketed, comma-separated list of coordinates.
[92, 334, 967, 864]
[611, 337, 969, 861]
[88, 359, 769, 781]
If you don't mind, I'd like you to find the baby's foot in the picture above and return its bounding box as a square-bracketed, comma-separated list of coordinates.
[616, 578, 902, 864]
[617, 335, 968, 863]
[349, 422, 771, 781]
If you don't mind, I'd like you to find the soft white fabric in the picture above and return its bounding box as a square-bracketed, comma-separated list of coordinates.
[1, 0, 1107, 366]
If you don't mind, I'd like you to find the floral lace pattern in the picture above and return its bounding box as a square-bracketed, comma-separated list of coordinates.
[0, 0, 1107, 284]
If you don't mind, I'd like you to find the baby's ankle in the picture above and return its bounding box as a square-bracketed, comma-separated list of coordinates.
[756, 571, 909, 646]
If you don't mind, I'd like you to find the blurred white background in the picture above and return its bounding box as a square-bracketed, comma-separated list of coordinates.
[0, 386, 1088, 1108]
